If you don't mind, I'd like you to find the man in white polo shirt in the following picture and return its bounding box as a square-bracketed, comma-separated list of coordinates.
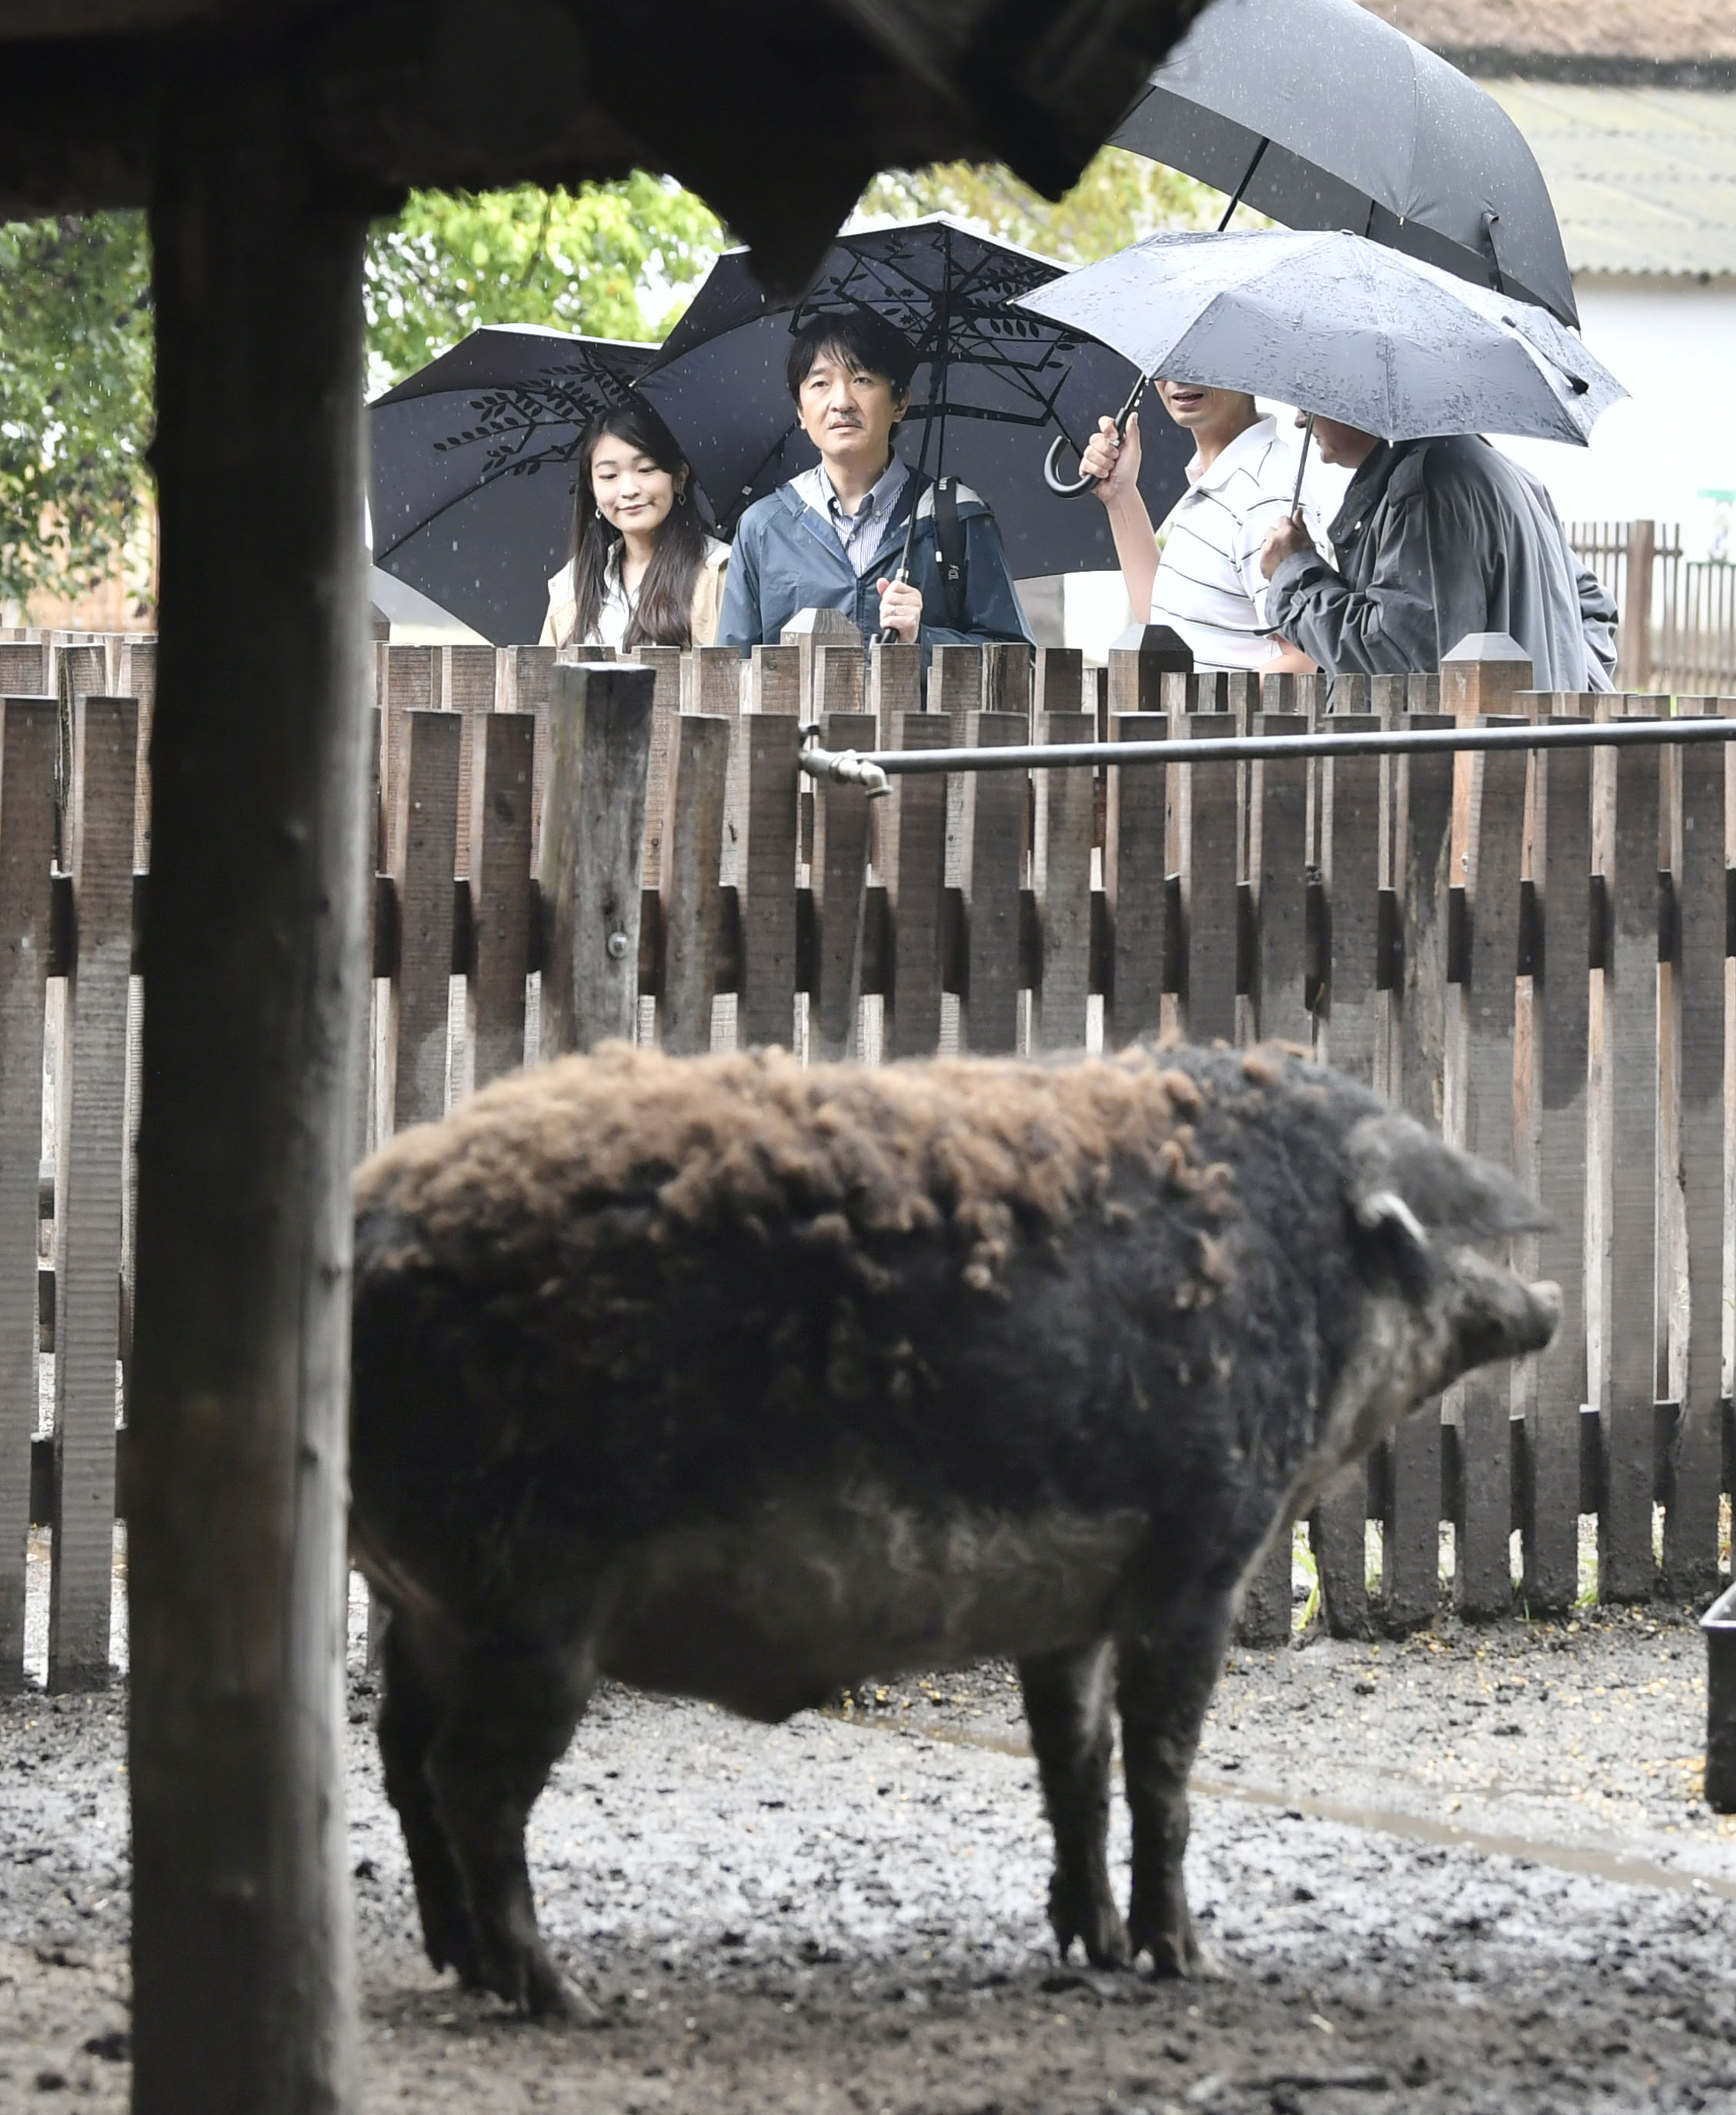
[1080, 382, 1322, 673]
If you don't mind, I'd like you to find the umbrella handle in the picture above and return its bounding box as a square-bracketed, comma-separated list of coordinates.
[1290, 413, 1316, 518]
[1043, 433, 1097, 497]
[1043, 373, 1150, 499]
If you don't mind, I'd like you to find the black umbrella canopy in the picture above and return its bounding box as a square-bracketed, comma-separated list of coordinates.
[369, 326, 655, 645]
[1110, 0, 1577, 328]
[637, 216, 1191, 580]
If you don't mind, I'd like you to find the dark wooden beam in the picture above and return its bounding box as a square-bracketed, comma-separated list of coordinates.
[126, 41, 369, 2115]
[0, 0, 1210, 286]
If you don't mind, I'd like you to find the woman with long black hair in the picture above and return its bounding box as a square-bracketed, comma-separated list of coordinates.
[542, 400, 729, 650]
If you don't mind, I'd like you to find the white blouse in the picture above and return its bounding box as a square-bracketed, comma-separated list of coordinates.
[542, 537, 730, 653]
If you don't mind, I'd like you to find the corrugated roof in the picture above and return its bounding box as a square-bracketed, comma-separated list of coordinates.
[1359, 0, 1736, 66]
[1481, 82, 1736, 276]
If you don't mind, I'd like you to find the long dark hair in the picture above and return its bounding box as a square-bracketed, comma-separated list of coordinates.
[568, 401, 709, 650]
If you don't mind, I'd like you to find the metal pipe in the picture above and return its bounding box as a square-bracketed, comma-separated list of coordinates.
[799, 716, 1736, 784]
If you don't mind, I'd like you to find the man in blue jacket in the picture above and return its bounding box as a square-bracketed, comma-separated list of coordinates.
[716, 309, 1033, 654]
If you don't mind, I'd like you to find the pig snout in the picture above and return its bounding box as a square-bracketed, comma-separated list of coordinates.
[1443, 1253, 1560, 1384]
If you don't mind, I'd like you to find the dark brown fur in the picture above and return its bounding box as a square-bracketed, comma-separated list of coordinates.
[350, 1040, 1557, 2016]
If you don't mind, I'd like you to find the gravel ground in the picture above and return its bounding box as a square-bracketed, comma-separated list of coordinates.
[5, 1545, 1736, 2113]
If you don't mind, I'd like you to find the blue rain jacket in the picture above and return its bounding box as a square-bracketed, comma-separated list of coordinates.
[716, 470, 1034, 654]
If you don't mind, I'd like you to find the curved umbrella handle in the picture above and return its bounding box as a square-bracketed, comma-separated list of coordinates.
[1043, 433, 1097, 498]
[1042, 373, 1150, 500]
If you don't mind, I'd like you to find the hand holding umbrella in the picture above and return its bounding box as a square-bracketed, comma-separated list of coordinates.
[873, 576, 925, 641]
[1077, 409, 1143, 501]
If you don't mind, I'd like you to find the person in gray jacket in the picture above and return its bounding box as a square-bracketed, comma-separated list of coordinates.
[716, 309, 1033, 655]
[1259, 416, 1617, 690]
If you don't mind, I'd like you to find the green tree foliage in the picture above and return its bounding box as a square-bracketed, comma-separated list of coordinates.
[858, 146, 1225, 266]
[363, 176, 726, 390]
[0, 178, 726, 609]
[0, 152, 1214, 606]
[0, 212, 154, 611]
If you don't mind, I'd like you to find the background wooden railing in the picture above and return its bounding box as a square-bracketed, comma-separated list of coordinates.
[1569, 520, 1736, 696]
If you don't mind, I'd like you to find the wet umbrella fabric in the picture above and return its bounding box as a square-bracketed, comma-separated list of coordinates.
[1014, 229, 1624, 449]
[1110, 0, 1577, 329]
[369, 326, 654, 645]
[635, 216, 1190, 580]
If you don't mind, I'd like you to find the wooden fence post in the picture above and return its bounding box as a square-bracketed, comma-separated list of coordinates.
[445, 640, 496, 877]
[634, 643, 685, 887]
[48, 693, 136, 1690]
[0, 700, 55, 1687]
[956, 707, 1027, 1054]
[930, 641, 986, 718]
[0, 642, 49, 695]
[885, 711, 951, 1059]
[1307, 706, 1384, 1638]
[1594, 697, 1663, 1601]
[1317, 710, 1382, 1081]
[813, 708, 879, 1061]
[1447, 689, 1531, 1619]
[736, 649, 802, 1049]
[465, 712, 536, 1092]
[691, 647, 746, 1050]
[659, 714, 732, 1058]
[870, 640, 922, 747]
[501, 643, 557, 868]
[1377, 697, 1455, 1629]
[1175, 693, 1237, 1043]
[538, 661, 657, 1058]
[382, 710, 461, 1132]
[783, 606, 860, 717]
[1104, 712, 1168, 1050]
[1033, 648, 1092, 1052]
[1247, 710, 1309, 1044]
[1620, 521, 1656, 694]
[1524, 698, 1594, 1614]
[985, 640, 1034, 716]
[1662, 698, 1729, 1597]
[1238, 707, 1308, 1649]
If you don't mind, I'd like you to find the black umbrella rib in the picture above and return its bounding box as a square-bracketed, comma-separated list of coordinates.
[897, 399, 1067, 432]
[1217, 137, 1271, 229]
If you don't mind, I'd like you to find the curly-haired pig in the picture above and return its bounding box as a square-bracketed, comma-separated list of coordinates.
[349, 1039, 1557, 2015]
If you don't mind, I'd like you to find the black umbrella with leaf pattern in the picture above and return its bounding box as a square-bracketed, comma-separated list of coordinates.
[369, 326, 655, 645]
[637, 216, 1190, 583]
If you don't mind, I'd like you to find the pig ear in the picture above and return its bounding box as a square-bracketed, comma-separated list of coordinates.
[1344, 1113, 1548, 1247]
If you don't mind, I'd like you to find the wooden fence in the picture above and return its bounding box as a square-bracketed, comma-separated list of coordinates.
[2, 620, 1734, 1689]
[1569, 520, 1736, 697]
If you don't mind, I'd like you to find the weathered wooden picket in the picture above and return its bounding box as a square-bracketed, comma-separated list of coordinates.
[2, 619, 1733, 1689]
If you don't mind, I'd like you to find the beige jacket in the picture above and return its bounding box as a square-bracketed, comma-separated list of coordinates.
[540, 537, 730, 651]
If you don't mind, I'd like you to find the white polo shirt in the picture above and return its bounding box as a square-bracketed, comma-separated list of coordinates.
[1150, 416, 1323, 672]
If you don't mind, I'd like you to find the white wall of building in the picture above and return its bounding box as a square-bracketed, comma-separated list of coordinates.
[1497, 275, 1736, 556]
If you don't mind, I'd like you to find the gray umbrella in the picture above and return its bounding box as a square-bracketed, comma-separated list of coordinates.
[1110, 0, 1577, 328]
[1014, 229, 1624, 455]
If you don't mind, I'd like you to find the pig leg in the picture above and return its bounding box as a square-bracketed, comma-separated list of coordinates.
[1018, 1642, 1127, 1969]
[377, 1612, 479, 1984]
[1116, 1593, 1234, 1977]
[422, 1638, 593, 2018]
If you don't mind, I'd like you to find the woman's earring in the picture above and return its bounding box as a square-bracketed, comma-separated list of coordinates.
[676, 488, 687, 507]
[594, 505, 603, 519]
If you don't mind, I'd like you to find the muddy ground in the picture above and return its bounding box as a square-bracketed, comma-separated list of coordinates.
[5, 1552, 1736, 2114]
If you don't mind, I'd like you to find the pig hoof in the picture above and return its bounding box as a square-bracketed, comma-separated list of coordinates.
[522, 1956, 591, 2022]
[1049, 1886, 1129, 1970]
[464, 1937, 586, 2022]
[1080, 1920, 1131, 1971]
[1132, 1923, 1218, 1980]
